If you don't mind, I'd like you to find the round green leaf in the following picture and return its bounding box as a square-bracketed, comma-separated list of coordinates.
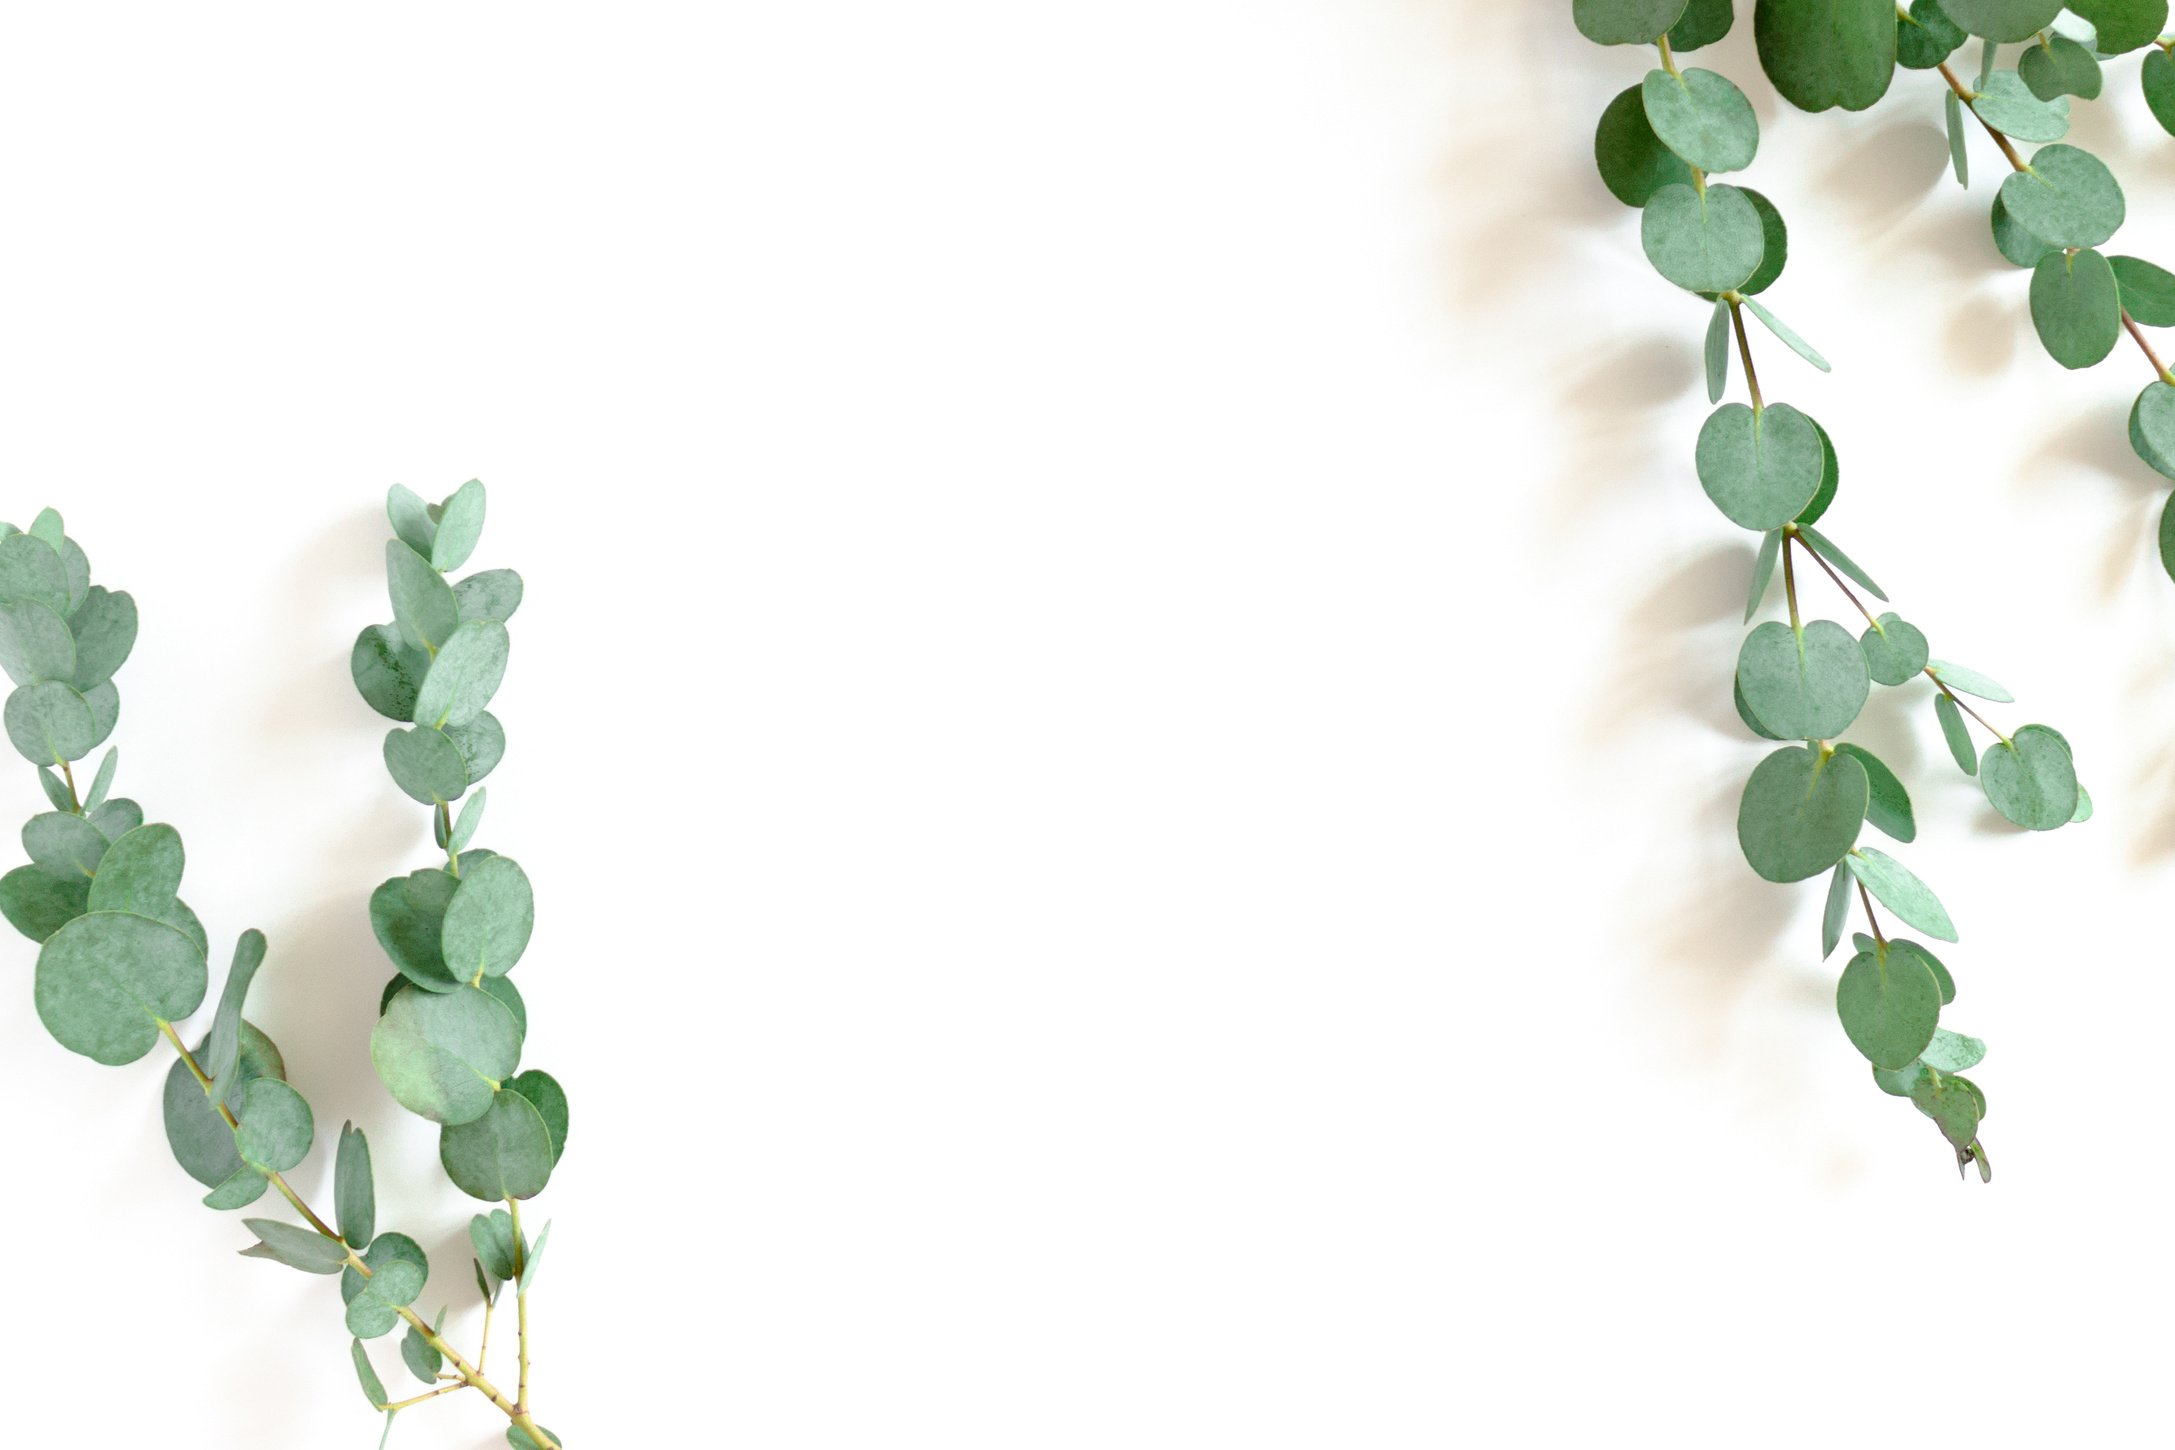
[0, 865, 87, 943]
[1921, 1026, 1987, 1073]
[2018, 35, 2102, 101]
[2133, 381, 2175, 479]
[24, 811, 106, 880]
[352, 624, 430, 722]
[235, 1076, 315, 1174]
[371, 984, 523, 1126]
[412, 619, 509, 730]
[447, 711, 506, 784]
[1793, 420, 1837, 524]
[441, 855, 535, 981]
[440, 1089, 554, 1202]
[1998, 145, 2125, 250]
[481, 973, 528, 1037]
[0, 599, 74, 687]
[1836, 943, 1943, 1070]
[35, 910, 208, 1065]
[1696, 402, 1824, 530]
[1733, 673, 1785, 740]
[455, 569, 524, 625]
[1575, 0, 1691, 44]
[504, 1069, 569, 1166]
[1755, 0, 1898, 112]
[67, 586, 135, 692]
[1927, 659, 2011, 701]
[1641, 183, 1764, 294]
[2071, 0, 2169, 52]
[2029, 247, 2121, 369]
[1941, 0, 2063, 41]
[1858, 612, 1929, 686]
[163, 1023, 283, 1195]
[2159, 491, 2175, 582]
[345, 1231, 429, 1339]
[1669, 0, 1735, 48]
[386, 540, 459, 655]
[383, 726, 469, 806]
[5, 680, 93, 766]
[1897, 0, 1966, 68]
[1596, 86, 1695, 207]
[1990, 196, 2058, 269]
[0, 533, 70, 616]
[371, 870, 462, 992]
[1896, 937, 1957, 1005]
[2111, 255, 2175, 327]
[1737, 744, 1869, 883]
[1911, 1071, 1984, 1152]
[1738, 188, 1789, 296]
[1980, 723, 2079, 830]
[1736, 620, 1870, 741]
[1642, 67, 1759, 173]
[431, 480, 487, 572]
[2146, 47, 2175, 134]
[88, 822, 184, 916]
[82, 680, 118, 753]
[1970, 69, 2070, 140]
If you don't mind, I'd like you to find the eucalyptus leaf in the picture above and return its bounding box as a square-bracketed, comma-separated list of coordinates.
[1980, 723, 2080, 830]
[1921, 1026, 1988, 1073]
[1847, 847, 1959, 942]
[84, 746, 116, 811]
[35, 910, 207, 1065]
[2111, 255, 2175, 327]
[1998, 144, 2125, 250]
[352, 624, 431, 723]
[504, 1069, 569, 1166]
[371, 984, 524, 1126]
[441, 855, 535, 982]
[1742, 297, 1831, 371]
[352, 1339, 388, 1409]
[372, 870, 463, 993]
[450, 789, 487, 855]
[1641, 183, 1765, 294]
[243, 1218, 348, 1275]
[67, 587, 136, 692]
[1898, 0, 1967, 69]
[1744, 530, 1781, 622]
[163, 1021, 282, 1197]
[337, 1122, 377, 1250]
[1736, 620, 1870, 740]
[1836, 942, 1943, 1070]
[346, 1232, 429, 1339]
[454, 569, 525, 625]
[2029, 247, 2121, 369]
[1970, 70, 2070, 141]
[447, 712, 506, 785]
[402, 1313, 445, 1384]
[1796, 421, 1838, 524]
[87, 822, 183, 916]
[5, 680, 93, 766]
[0, 533, 71, 615]
[1821, 861, 1851, 960]
[1696, 402, 1824, 529]
[431, 481, 487, 572]
[1834, 743, 1915, 843]
[1642, 67, 1760, 174]
[2132, 381, 2175, 479]
[234, 1077, 314, 1174]
[24, 811, 107, 880]
[2018, 34, 2102, 102]
[412, 619, 510, 730]
[1705, 296, 1732, 404]
[1858, 612, 1929, 687]
[471, 1209, 520, 1283]
[1793, 524, 1887, 602]
[386, 541, 459, 656]
[383, 727, 469, 807]
[2147, 47, 2175, 133]
[204, 929, 269, 1103]
[1575, 0, 1692, 45]
[1737, 744, 1869, 883]
[1911, 1070, 1984, 1152]
[441, 1089, 554, 1201]
[1941, 0, 2064, 42]
[1991, 196, 2057, 268]
[0, 599, 75, 687]
[2070, 0, 2168, 52]
[1934, 692, 1978, 775]
[1754, 0, 1898, 112]
[0, 866, 88, 943]
[1945, 89, 1969, 188]
[387, 485, 437, 559]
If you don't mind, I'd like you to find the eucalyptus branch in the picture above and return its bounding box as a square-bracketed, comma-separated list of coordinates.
[0, 503, 564, 1447]
[1578, 0, 2097, 1177]
[351, 480, 565, 1450]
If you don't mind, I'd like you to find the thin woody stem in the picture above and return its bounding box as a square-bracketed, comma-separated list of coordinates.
[1728, 296, 1764, 412]
[1857, 880, 1885, 946]
[1936, 62, 2024, 170]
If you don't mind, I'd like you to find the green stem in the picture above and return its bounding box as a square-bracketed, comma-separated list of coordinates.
[153, 1022, 555, 1448]
[1857, 880, 1885, 946]
[1727, 296, 1763, 413]
[510, 1196, 535, 1415]
[1781, 531, 1801, 633]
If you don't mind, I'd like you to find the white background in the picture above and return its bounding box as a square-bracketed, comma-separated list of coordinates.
[3, 3, 2171, 1446]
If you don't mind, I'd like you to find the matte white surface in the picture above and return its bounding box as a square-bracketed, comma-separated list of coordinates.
[3, 4, 2169, 1446]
